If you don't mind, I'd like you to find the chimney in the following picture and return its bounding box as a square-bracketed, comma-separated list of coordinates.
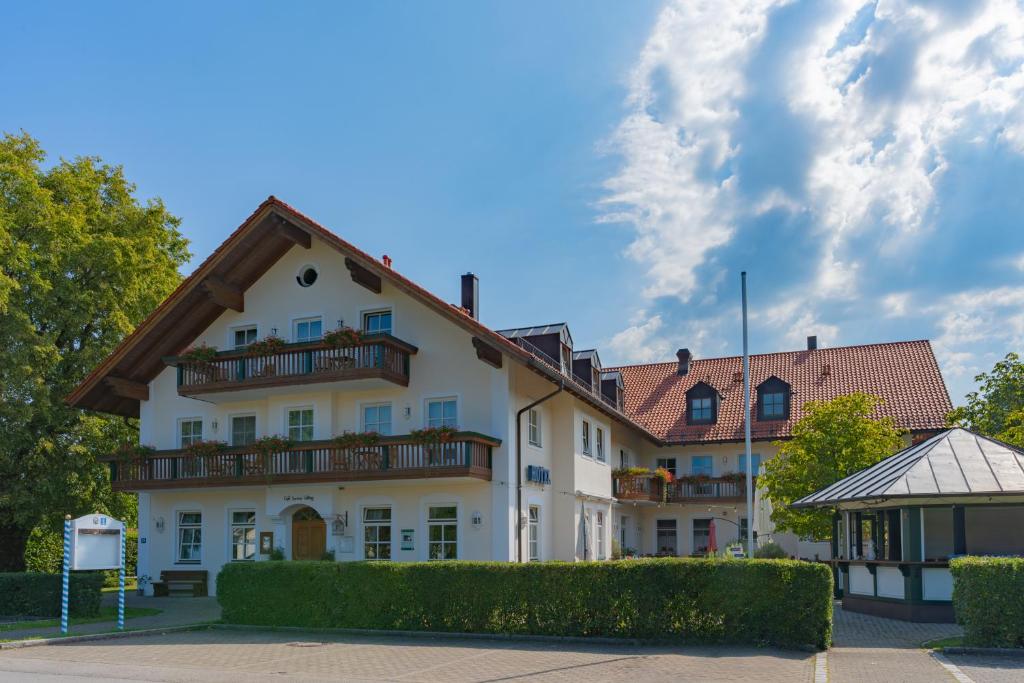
[807, 335, 817, 351]
[382, 254, 393, 268]
[676, 348, 692, 376]
[461, 272, 479, 320]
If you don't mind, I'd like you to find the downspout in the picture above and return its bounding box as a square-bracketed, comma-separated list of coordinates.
[515, 380, 563, 563]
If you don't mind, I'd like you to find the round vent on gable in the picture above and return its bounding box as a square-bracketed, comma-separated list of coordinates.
[296, 265, 318, 287]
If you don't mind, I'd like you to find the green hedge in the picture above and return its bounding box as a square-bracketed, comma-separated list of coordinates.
[24, 526, 138, 587]
[952, 556, 1024, 648]
[218, 559, 832, 649]
[0, 572, 104, 618]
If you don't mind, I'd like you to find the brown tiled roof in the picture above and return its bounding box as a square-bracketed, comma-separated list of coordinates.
[610, 341, 952, 444]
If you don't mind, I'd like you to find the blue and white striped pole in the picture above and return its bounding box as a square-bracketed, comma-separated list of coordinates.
[61, 515, 71, 635]
[117, 526, 126, 630]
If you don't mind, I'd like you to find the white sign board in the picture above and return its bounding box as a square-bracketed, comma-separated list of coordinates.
[70, 514, 124, 571]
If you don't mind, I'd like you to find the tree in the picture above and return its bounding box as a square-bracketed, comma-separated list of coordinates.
[948, 353, 1024, 448]
[0, 132, 189, 570]
[759, 393, 905, 540]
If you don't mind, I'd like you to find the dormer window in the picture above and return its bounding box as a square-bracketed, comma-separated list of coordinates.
[686, 382, 719, 425]
[757, 376, 791, 421]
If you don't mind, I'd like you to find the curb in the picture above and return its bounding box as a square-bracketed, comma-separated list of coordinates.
[943, 646, 1024, 658]
[0, 624, 209, 650]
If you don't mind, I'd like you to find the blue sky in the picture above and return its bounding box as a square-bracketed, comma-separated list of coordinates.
[3, 1, 1022, 406]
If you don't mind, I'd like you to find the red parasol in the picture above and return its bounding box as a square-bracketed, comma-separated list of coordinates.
[708, 519, 718, 554]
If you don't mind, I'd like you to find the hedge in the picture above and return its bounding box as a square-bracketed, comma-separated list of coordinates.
[24, 526, 138, 587]
[951, 556, 1024, 648]
[218, 559, 832, 649]
[0, 572, 104, 618]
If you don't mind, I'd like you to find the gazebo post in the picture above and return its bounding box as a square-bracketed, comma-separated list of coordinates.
[902, 506, 923, 604]
[953, 505, 966, 556]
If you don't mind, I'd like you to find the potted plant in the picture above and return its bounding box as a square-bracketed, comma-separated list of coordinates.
[323, 326, 363, 348]
[246, 334, 286, 358]
[249, 435, 294, 480]
[180, 342, 219, 364]
[114, 443, 156, 479]
[333, 431, 381, 449]
[410, 425, 458, 445]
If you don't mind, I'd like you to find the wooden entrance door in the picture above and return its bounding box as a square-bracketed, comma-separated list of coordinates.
[291, 506, 326, 560]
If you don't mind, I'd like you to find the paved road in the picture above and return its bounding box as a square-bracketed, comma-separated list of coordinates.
[0, 628, 815, 682]
[1, 599, 1022, 682]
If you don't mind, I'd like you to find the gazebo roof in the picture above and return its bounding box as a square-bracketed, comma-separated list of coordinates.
[791, 428, 1024, 508]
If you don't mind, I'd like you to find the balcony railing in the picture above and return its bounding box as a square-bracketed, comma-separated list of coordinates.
[507, 336, 622, 411]
[104, 432, 497, 491]
[167, 334, 416, 395]
[614, 474, 754, 503]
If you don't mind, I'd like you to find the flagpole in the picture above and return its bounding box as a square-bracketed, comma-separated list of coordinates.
[741, 272, 755, 555]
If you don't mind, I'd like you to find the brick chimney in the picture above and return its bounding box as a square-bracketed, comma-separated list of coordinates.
[676, 348, 692, 376]
[461, 273, 479, 320]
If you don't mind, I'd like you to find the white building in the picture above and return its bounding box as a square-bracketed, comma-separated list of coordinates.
[68, 197, 953, 594]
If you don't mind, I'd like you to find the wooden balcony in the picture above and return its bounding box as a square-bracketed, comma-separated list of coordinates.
[614, 474, 754, 503]
[166, 334, 417, 398]
[104, 432, 498, 491]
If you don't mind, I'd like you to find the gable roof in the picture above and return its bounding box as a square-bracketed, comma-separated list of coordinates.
[791, 428, 1024, 507]
[67, 198, 661, 441]
[610, 340, 952, 444]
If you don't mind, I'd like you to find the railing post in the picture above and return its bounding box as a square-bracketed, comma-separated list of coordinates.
[171, 457, 178, 480]
[234, 454, 243, 478]
[236, 358, 245, 381]
[465, 441, 471, 467]
[305, 449, 313, 473]
[304, 350, 313, 374]
[382, 445, 389, 470]
[176, 365, 183, 386]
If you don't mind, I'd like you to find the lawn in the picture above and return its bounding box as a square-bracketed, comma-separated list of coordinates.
[0, 605, 160, 632]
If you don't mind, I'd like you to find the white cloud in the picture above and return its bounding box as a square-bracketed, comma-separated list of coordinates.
[882, 292, 911, 318]
[601, 0, 1024, 372]
[929, 286, 1024, 378]
[604, 313, 669, 364]
[757, 298, 840, 350]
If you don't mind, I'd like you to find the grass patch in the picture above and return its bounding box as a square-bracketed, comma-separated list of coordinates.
[101, 580, 137, 593]
[0, 606, 160, 632]
[922, 635, 964, 649]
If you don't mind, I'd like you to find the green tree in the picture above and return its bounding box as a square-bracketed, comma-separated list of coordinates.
[760, 393, 905, 540]
[0, 132, 189, 570]
[948, 353, 1024, 448]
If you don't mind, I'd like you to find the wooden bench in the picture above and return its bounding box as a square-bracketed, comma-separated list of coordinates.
[152, 570, 208, 597]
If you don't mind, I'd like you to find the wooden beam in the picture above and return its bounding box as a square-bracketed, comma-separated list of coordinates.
[275, 215, 311, 248]
[104, 376, 149, 402]
[345, 257, 382, 294]
[201, 276, 244, 312]
[472, 337, 503, 369]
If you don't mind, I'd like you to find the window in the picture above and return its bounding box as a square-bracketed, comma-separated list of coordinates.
[761, 392, 786, 419]
[656, 519, 678, 555]
[363, 507, 392, 560]
[686, 382, 718, 424]
[177, 511, 202, 563]
[693, 518, 712, 554]
[179, 419, 203, 448]
[293, 317, 322, 343]
[583, 511, 593, 559]
[581, 420, 592, 456]
[756, 377, 791, 420]
[619, 449, 631, 468]
[528, 505, 540, 561]
[737, 453, 762, 476]
[427, 506, 458, 560]
[691, 455, 713, 476]
[739, 517, 749, 546]
[426, 398, 457, 428]
[690, 397, 713, 422]
[362, 403, 392, 435]
[362, 310, 392, 335]
[620, 515, 628, 550]
[230, 511, 256, 561]
[560, 344, 572, 375]
[296, 265, 318, 287]
[528, 408, 541, 447]
[596, 511, 606, 560]
[287, 408, 314, 442]
[656, 457, 677, 476]
[595, 428, 606, 462]
[231, 415, 256, 446]
[232, 326, 257, 349]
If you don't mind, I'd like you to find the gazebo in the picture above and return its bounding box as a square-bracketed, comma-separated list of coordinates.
[792, 428, 1024, 622]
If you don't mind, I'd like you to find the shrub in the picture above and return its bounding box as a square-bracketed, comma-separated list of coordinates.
[754, 542, 788, 559]
[0, 572, 103, 618]
[217, 559, 832, 649]
[952, 556, 1024, 647]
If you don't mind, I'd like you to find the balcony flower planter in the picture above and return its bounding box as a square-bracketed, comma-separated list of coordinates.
[333, 431, 381, 450]
[114, 443, 157, 470]
[612, 466, 650, 478]
[180, 343, 219, 363]
[245, 335, 286, 358]
[323, 326, 363, 349]
[410, 425, 458, 446]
